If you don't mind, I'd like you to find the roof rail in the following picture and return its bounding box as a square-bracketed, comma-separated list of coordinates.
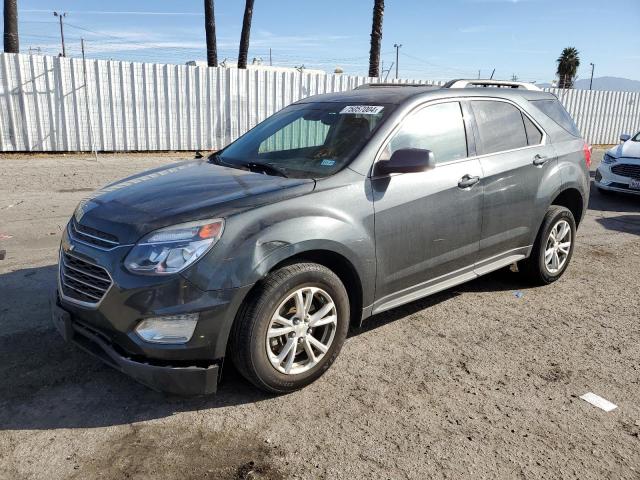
[444, 79, 542, 91]
[354, 82, 438, 90]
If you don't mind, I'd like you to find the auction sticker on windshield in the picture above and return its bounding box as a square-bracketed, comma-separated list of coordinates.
[340, 105, 384, 115]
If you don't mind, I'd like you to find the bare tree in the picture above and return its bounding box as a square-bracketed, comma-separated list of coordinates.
[204, 0, 217, 67]
[3, 0, 19, 53]
[368, 0, 384, 77]
[237, 0, 255, 69]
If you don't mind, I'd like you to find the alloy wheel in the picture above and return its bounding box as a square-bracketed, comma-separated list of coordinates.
[544, 219, 572, 274]
[265, 287, 337, 375]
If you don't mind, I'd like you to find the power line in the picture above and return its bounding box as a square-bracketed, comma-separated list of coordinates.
[22, 9, 203, 16]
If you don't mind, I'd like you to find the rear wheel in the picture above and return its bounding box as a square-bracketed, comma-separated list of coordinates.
[519, 206, 576, 285]
[230, 263, 349, 393]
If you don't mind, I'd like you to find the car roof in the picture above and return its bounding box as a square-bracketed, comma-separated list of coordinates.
[295, 84, 556, 106]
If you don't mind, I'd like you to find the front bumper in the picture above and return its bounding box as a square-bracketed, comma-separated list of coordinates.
[52, 294, 220, 395]
[595, 164, 640, 196]
[54, 225, 253, 394]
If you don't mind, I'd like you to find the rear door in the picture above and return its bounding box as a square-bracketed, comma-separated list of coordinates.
[371, 101, 483, 312]
[469, 98, 560, 272]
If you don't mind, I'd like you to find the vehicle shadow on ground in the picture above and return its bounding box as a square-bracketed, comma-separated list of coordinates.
[0, 262, 533, 432]
[588, 180, 640, 213]
[595, 214, 640, 236]
[0, 265, 275, 431]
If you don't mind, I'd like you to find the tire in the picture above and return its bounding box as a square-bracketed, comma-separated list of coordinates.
[519, 206, 576, 285]
[230, 262, 350, 393]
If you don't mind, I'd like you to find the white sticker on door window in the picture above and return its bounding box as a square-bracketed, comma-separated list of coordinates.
[339, 105, 384, 115]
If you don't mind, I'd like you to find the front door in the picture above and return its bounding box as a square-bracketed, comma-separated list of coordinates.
[371, 101, 483, 313]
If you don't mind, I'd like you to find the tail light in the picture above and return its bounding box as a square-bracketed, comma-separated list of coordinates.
[583, 142, 592, 168]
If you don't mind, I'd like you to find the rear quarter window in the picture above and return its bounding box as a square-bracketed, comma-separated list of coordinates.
[530, 99, 581, 137]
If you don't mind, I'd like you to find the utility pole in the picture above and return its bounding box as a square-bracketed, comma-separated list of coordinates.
[393, 43, 402, 79]
[53, 11, 67, 57]
[3, 0, 19, 53]
[269, 47, 272, 66]
[589, 62, 595, 90]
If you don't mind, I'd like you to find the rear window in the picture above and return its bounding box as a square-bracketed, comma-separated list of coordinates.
[530, 99, 580, 137]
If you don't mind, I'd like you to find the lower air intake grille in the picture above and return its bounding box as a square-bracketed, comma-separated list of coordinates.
[611, 163, 640, 179]
[60, 252, 112, 305]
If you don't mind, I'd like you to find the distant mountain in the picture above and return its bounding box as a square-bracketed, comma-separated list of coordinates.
[538, 76, 640, 92]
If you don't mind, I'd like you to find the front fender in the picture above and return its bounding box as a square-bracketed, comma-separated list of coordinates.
[182, 179, 376, 308]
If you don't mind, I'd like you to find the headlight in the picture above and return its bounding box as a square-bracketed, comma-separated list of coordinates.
[602, 153, 617, 164]
[124, 218, 224, 275]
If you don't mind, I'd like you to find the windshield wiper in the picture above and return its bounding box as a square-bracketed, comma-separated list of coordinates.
[240, 161, 288, 178]
[209, 154, 288, 178]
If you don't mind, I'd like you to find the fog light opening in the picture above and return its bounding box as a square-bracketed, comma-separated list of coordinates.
[135, 314, 199, 344]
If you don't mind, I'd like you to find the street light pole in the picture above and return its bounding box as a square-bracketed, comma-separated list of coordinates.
[53, 11, 67, 57]
[589, 62, 595, 90]
[393, 43, 402, 79]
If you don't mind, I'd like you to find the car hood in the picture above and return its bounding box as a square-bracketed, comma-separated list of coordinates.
[73, 160, 315, 244]
[608, 140, 640, 159]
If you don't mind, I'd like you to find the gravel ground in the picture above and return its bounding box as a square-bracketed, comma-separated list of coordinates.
[0, 149, 639, 479]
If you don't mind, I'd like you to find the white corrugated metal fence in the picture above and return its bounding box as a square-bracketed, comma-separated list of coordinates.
[0, 53, 638, 152]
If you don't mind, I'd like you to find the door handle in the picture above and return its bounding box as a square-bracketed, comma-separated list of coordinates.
[458, 174, 480, 189]
[533, 154, 549, 166]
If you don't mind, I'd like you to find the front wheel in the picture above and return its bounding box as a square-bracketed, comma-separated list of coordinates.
[230, 263, 350, 393]
[519, 206, 576, 285]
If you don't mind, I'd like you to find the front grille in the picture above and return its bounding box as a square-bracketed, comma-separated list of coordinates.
[60, 251, 112, 305]
[611, 163, 640, 179]
[69, 219, 120, 250]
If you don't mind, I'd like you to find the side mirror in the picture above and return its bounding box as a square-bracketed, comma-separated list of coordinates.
[376, 148, 435, 175]
[620, 134, 631, 142]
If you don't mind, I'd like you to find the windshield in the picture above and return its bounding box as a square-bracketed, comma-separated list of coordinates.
[633, 132, 640, 142]
[215, 102, 393, 178]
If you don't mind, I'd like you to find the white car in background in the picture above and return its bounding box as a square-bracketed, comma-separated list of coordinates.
[595, 132, 640, 195]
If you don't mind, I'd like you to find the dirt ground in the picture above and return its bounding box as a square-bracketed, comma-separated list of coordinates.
[0, 149, 639, 480]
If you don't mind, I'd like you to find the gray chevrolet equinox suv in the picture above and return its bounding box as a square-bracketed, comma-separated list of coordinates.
[52, 79, 590, 395]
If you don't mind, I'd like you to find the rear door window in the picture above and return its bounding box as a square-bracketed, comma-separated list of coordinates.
[523, 114, 543, 145]
[530, 99, 580, 137]
[471, 100, 528, 155]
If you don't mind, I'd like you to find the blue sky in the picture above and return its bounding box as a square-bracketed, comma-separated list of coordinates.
[11, 0, 640, 83]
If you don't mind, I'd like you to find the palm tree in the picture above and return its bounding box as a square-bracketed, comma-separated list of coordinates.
[237, 0, 255, 69]
[368, 0, 384, 78]
[556, 47, 580, 89]
[3, 0, 19, 53]
[204, 0, 217, 67]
